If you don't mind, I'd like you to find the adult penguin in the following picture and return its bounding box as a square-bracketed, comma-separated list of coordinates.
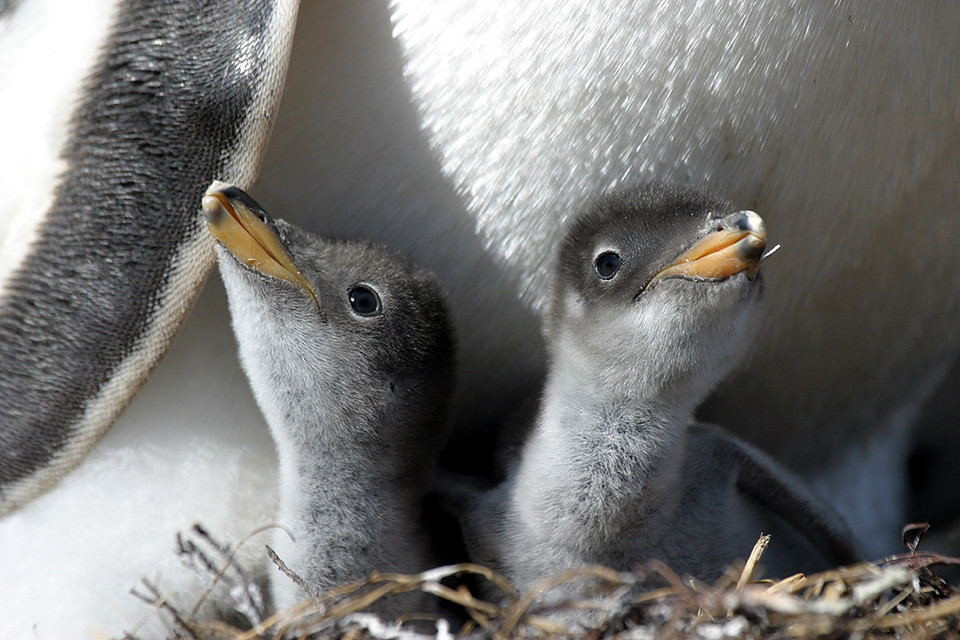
[0, 0, 297, 636]
[252, 2, 960, 555]
[1, 3, 959, 633]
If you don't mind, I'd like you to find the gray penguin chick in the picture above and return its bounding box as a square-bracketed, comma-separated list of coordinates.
[459, 183, 860, 596]
[203, 183, 455, 617]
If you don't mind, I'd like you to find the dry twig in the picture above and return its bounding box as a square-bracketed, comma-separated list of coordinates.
[127, 528, 960, 640]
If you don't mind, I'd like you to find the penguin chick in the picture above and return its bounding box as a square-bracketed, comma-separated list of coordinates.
[203, 183, 455, 617]
[460, 183, 860, 597]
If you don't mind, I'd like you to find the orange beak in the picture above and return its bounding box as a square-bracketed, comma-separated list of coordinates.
[202, 181, 319, 308]
[649, 210, 767, 286]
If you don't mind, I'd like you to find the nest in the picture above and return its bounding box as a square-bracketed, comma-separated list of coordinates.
[122, 525, 960, 640]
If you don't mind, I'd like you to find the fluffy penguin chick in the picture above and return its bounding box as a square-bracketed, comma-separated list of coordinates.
[460, 183, 860, 594]
[203, 183, 455, 616]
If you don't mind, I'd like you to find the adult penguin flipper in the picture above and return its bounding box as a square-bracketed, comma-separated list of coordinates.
[0, 0, 299, 514]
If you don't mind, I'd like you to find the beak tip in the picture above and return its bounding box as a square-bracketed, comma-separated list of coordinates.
[737, 210, 766, 235]
[205, 180, 232, 197]
[747, 232, 767, 253]
[201, 194, 225, 224]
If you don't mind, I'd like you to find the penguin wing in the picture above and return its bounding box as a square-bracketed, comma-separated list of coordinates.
[0, 0, 299, 514]
[688, 423, 863, 568]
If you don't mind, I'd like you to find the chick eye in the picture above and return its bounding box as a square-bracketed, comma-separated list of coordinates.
[594, 251, 622, 280]
[348, 285, 382, 316]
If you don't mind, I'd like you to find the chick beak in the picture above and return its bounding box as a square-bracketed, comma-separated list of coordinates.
[202, 181, 320, 309]
[649, 210, 767, 286]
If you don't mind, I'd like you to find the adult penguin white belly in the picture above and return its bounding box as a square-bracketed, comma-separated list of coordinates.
[1, 6, 959, 634]
[252, 2, 960, 555]
[0, 0, 297, 636]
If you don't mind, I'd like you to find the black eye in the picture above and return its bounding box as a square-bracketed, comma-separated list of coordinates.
[594, 251, 622, 280]
[348, 285, 382, 316]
